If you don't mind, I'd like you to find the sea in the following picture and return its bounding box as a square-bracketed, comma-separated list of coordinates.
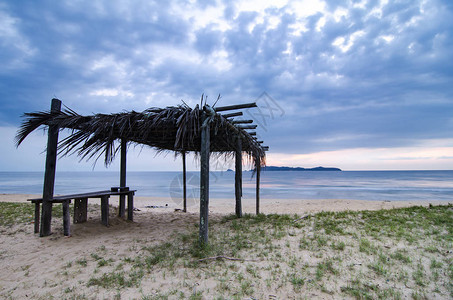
[0, 170, 452, 203]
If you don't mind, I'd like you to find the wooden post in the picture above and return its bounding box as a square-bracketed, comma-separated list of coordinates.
[118, 139, 127, 217]
[127, 192, 134, 221]
[235, 136, 242, 218]
[33, 202, 40, 233]
[40, 98, 61, 237]
[182, 151, 187, 212]
[199, 113, 210, 245]
[101, 196, 109, 226]
[256, 157, 261, 215]
[62, 200, 70, 236]
[73, 198, 88, 223]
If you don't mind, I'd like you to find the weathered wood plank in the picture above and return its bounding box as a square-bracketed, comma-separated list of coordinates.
[40, 98, 61, 237]
[30, 189, 135, 202]
[236, 124, 257, 129]
[221, 112, 243, 118]
[214, 103, 257, 112]
[232, 120, 254, 124]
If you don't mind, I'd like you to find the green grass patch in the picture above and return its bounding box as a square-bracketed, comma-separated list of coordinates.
[0, 202, 35, 226]
[0, 202, 75, 227]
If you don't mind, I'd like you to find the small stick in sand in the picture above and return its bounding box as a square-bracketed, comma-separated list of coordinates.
[198, 255, 257, 262]
[293, 215, 310, 222]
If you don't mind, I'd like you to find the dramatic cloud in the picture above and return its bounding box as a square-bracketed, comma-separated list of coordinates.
[1, 0, 452, 170]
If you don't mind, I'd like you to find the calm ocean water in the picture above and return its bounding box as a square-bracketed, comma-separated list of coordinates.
[0, 170, 452, 202]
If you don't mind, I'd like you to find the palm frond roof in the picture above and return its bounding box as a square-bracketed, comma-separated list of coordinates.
[16, 101, 266, 166]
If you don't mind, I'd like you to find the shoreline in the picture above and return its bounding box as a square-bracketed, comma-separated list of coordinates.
[0, 193, 448, 215]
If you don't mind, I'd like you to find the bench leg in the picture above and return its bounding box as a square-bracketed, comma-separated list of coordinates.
[118, 194, 126, 218]
[74, 198, 88, 223]
[34, 202, 40, 234]
[62, 200, 71, 236]
[127, 193, 134, 221]
[101, 196, 109, 226]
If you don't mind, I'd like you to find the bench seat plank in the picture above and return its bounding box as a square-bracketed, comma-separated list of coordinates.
[28, 190, 135, 202]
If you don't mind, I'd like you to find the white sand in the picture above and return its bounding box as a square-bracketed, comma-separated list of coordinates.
[0, 194, 448, 299]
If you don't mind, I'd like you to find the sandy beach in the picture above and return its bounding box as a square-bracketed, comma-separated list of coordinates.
[1, 193, 445, 214]
[0, 194, 451, 299]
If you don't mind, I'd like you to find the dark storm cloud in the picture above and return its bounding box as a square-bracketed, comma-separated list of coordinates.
[1, 0, 452, 158]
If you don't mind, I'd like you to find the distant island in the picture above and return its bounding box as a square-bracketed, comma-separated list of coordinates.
[262, 166, 342, 171]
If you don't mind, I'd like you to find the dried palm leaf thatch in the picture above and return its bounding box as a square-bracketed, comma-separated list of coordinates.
[16, 103, 266, 167]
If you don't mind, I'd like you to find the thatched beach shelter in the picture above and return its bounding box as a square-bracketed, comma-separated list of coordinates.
[16, 98, 267, 244]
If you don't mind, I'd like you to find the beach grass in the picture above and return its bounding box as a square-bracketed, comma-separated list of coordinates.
[1, 202, 452, 299]
[0, 202, 75, 228]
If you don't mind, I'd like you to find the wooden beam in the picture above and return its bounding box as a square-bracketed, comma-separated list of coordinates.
[235, 136, 242, 218]
[232, 120, 253, 124]
[199, 113, 210, 245]
[256, 157, 261, 215]
[221, 112, 243, 118]
[214, 102, 257, 112]
[40, 98, 61, 237]
[182, 151, 187, 212]
[237, 124, 257, 129]
[248, 132, 257, 136]
[118, 138, 127, 218]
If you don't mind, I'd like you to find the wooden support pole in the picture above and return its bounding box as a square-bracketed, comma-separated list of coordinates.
[199, 113, 210, 245]
[73, 198, 88, 223]
[256, 157, 261, 215]
[40, 98, 61, 237]
[62, 200, 70, 236]
[182, 151, 187, 212]
[215, 102, 257, 112]
[119, 139, 127, 218]
[34, 202, 40, 234]
[101, 196, 109, 226]
[235, 136, 242, 218]
[127, 192, 134, 221]
[221, 112, 243, 118]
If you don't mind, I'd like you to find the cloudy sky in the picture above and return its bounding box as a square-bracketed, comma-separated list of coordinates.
[1, 0, 452, 171]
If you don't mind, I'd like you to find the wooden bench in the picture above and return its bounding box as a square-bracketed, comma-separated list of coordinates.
[28, 187, 135, 236]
